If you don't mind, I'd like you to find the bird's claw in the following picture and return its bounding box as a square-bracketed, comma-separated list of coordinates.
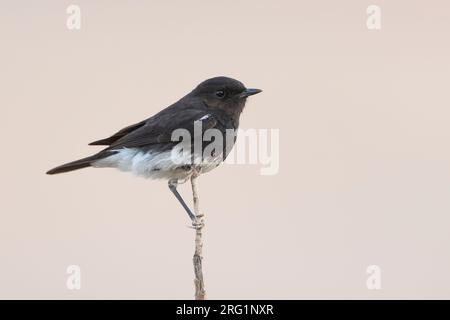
[189, 218, 204, 230]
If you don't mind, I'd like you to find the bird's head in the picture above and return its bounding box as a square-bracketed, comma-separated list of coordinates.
[190, 76, 262, 115]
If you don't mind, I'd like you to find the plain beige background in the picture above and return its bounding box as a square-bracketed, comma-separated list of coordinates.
[1, 0, 450, 299]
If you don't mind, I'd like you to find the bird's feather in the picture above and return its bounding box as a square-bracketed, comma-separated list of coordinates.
[88, 120, 147, 146]
[105, 102, 217, 150]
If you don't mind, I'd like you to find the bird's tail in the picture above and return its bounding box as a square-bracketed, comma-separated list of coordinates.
[46, 154, 101, 175]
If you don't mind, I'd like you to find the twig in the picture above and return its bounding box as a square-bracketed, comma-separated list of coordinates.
[191, 171, 206, 300]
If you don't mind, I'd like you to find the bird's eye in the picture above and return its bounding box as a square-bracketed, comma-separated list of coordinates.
[215, 90, 225, 98]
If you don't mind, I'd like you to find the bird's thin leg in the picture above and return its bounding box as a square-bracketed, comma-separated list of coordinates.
[168, 179, 197, 223]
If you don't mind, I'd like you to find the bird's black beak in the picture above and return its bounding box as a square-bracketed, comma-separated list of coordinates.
[240, 88, 262, 98]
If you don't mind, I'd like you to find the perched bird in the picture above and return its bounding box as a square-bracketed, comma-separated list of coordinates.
[47, 76, 262, 224]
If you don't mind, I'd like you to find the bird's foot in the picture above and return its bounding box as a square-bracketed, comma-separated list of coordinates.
[189, 215, 204, 230]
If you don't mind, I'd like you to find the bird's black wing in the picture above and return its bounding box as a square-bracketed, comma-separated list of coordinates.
[89, 119, 148, 146]
[105, 108, 217, 151]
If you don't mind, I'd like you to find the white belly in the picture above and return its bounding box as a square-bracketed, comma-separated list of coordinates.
[92, 147, 223, 180]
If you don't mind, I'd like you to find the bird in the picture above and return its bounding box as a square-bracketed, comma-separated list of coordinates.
[47, 76, 262, 225]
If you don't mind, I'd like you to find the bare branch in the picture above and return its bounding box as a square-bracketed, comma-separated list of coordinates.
[191, 171, 206, 300]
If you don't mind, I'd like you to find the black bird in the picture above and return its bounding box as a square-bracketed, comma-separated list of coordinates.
[47, 76, 262, 223]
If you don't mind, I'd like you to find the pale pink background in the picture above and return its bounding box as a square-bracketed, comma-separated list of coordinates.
[1, 0, 450, 299]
